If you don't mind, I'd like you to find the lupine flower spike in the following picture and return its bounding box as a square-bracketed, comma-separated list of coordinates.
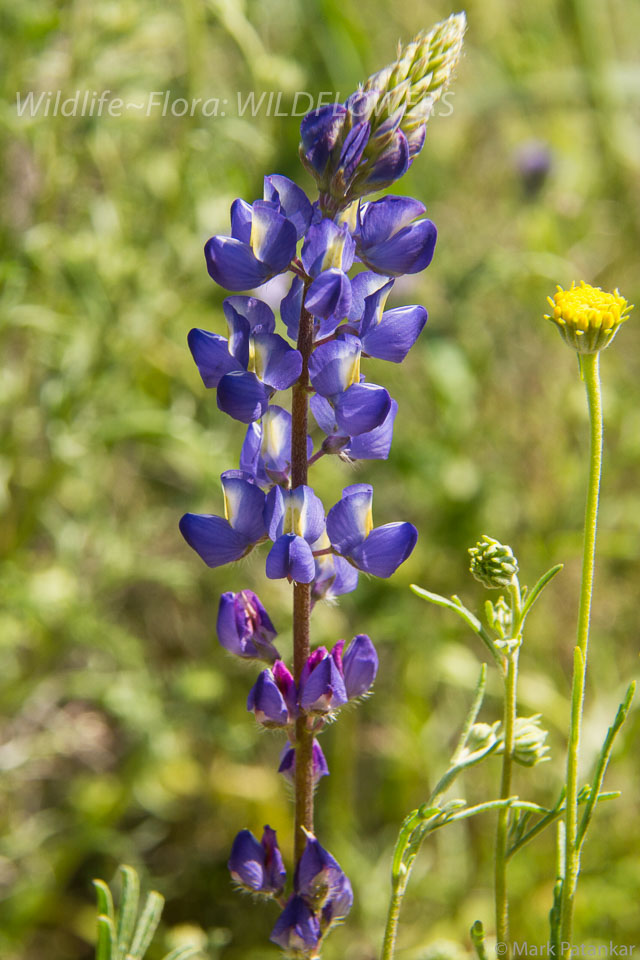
[179, 14, 466, 958]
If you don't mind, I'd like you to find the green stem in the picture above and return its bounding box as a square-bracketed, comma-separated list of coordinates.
[381, 877, 408, 960]
[494, 648, 518, 958]
[560, 351, 603, 953]
[494, 580, 522, 959]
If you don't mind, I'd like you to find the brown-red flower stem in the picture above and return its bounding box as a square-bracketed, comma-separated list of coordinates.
[291, 282, 315, 863]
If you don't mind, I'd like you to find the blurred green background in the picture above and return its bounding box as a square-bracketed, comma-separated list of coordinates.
[1, 0, 639, 957]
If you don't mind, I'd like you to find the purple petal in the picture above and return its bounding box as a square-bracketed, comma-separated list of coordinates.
[261, 826, 286, 894]
[305, 270, 352, 329]
[310, 393, 340, 436]
[296, 836, 349, 908]
[220, 469, 267, 541]
[326, 484, 373, 554]
[247, 668, 290, 726]
[346, 399, 398, 460]
[360, 304, 427, 362]
[301, 220, 355, 277]
[230, 198, 253, 243]
[204, 236, 271, 291]
[228, 830, 265, 890]
[270, 895, 321, 951]
[358, 195, 426, 247]
[249, 201, 298, 272]
[259, 405, 292, 474]
[179, 513, 251, 567]
[224, 296, 275, 366]
[252, 333, 303, 391]
[406, 122, 426, 159]
[358, 219, 437, 276]
[350, 522, 418, 577]
[299, 654, 348, 713]
[187, 328, 243, 388]
[322, 871, 354, 925]
[217, 370, 270, 423]
[337, 120, 371, 185]
[342, 634, 378, 698]
[216, 590, 278, 662]
[239, 422, 264, 480]
[300, 104, 347, 174]
[363, 129, 410, 189]
[266, 534, 316, 583]
[308, 336, 361, 397]
[333, 382, 392, 436]
[263, 174, 313, 240]
[281, 276, 304, 342]
[348, 271, 393, 321]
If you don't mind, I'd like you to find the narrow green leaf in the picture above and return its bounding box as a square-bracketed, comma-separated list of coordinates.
[519, 563, 563, 626]
[451, 664, 487, 763]
[391, 810, 420, 880]
[96, 915, 116, 960]
[577, 681, 635, 848]
[410, 585, 502, 667]
[117, 866, 140, 959]
[94, 880, 115, 924]
[161, 947, 203, 960]
[127, 891, 165, 960]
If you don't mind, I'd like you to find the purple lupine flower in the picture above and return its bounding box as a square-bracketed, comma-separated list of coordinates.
[299, 647, 348, 714]
[327, 483, 418, 577]
[228, 825, 286, 895]
[354, 195, 437, 276]
[300, 220, 356, 334]
[320, 870, 354, 929]
[205, 189, 300, 290]
[295, 834, 353, 919]
[311, 394, 398, 462]
[240, 405, 313, 489]
[340, 634, 378, 699]
[278, 738, 330, 784]
[270, 895, 321, 953]
[216, 589, 279, 662]
[179, 470, 266, 568]
[309, 336, 391, 437]
[188, 297, 302, 424]
[264, 485, 326, 583]
[247, 660, 297, 727]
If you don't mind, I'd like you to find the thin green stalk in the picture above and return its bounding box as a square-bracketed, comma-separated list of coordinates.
[560, 351, 603, 952]
[494, 648, 518, 957]
[494, 580, 522, 959]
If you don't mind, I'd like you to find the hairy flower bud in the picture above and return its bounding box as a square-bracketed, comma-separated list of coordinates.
[545, 281, 633, 354]
[469, 535, 519, 589]
[496, 715, 550, 767]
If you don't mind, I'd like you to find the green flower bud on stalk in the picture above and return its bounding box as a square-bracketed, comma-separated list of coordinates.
[496, 715, 550, 767]
[469, 536, 519, 590]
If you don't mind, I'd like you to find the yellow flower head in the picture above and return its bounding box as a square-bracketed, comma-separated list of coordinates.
[545, 281, 633, 354]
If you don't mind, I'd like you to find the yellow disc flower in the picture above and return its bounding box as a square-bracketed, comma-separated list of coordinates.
[545, 281, 633, 354]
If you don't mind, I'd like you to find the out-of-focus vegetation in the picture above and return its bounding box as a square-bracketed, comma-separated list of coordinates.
[1, 1, 639, 957]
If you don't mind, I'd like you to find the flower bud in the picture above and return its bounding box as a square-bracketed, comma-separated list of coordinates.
[496, 715, 550, 767]
[469, 535, 519, 589]
[247, 661, 297, 727]
[228, 825, 286, 896]
[216, 589, 279, 662]
[341, 634, 378, 699]
[278, 739, 330, 785]
[299, 648, 348, 714]
[545, 281, 632, 354]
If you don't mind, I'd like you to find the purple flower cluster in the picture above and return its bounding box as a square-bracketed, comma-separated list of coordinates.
[180, 81, 438, 956]
[229, 827, 353, 952]
[219, 590, 374, 950]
